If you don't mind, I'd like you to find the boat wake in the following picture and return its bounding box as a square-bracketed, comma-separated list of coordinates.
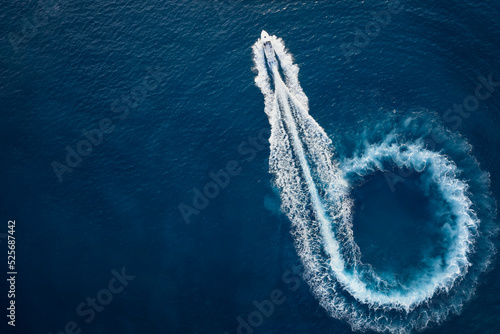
[252, 32, 497, 333]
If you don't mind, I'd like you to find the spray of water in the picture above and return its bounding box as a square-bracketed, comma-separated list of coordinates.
[252, 33, 497, 333]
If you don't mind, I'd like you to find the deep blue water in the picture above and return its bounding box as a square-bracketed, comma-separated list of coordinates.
[1, 1, 500, 333]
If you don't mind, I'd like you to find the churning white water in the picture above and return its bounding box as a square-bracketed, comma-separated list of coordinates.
[252, 33, 497, 333]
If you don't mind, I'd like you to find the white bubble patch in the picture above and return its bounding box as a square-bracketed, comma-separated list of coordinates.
[252, 33, 497, 333]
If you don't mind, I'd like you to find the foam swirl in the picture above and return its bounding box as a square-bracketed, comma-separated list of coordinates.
[252, 33, 497, 333]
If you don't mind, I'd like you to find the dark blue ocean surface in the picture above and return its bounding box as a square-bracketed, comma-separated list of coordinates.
[1, 1, 499, 333]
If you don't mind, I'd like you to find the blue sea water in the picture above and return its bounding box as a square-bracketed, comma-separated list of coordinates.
[1, 0, 500, 333]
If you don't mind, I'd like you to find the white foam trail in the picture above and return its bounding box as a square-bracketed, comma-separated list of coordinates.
[252, 33, 496, 333]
